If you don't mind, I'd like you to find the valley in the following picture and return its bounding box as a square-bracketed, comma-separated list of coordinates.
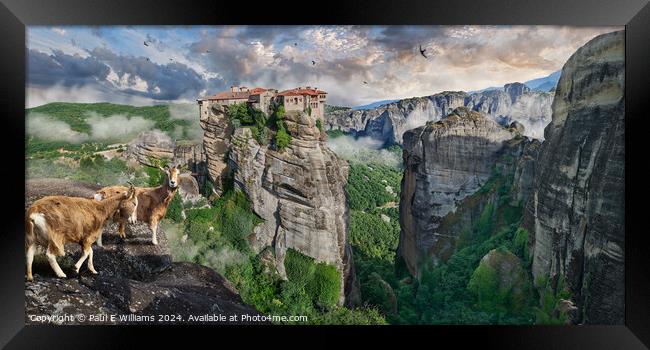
[24, 30, 624, 325]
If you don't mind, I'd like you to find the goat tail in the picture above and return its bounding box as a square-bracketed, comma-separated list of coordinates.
[25, 212, 35, 250]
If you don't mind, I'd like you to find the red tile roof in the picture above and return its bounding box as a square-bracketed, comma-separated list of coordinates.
[200, 87, 325, 101]
[277, 88, 327, 97]
[248, 87, 268, 94]
[202, 91, 250, 101]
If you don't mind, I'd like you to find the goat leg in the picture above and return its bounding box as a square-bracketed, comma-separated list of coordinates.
[74, 245, 92, 274]
[118, 221, 126, 239]
[87, 247, 98, 274]
[150, 218, 159, 245]
[25, 244, 35, 282]
[46, 247, 66, 278]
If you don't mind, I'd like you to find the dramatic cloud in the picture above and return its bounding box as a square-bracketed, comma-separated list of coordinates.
[28, 49, 110, 87]
[27, 25, 622, 108]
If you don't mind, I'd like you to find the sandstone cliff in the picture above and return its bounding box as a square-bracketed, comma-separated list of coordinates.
[199, 103, 233, 195]
[25, 179, 262, 324]
[125, 130, 209, 190]
[522, 30, 625, 324]
[125, 130, 175, 166]
[201, 106, 359, 306]
[397, 107, 537, 276]
[325, 84, 552, 144]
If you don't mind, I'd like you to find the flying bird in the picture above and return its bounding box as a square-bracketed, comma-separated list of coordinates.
[169, 58, 174, 61]
[294, 42, 298, 46]
[311, 60, 316, 65]
[363, 81, 368, 85]
[419, 45, 428, 58]
[144, 41, 149, 47]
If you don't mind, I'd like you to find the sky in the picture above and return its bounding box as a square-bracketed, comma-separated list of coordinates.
[26, 25, 622, 108]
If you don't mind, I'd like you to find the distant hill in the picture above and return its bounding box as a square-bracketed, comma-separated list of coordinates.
[26, 102, 193, 134]
[524, 70, 561, 91]
[352, 99, 400, 110]
[25, 102, 200, 157]
[469, 70, 561, 94]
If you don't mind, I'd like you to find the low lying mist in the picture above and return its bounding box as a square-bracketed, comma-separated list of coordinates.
[164, 221, 247, 274]
[85, 112, 155, 142]
[27, 112, 157, 144]
[328, 135, 402, 168]
[27, 113, 89, 144]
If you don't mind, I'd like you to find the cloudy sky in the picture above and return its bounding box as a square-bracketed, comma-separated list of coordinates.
[26, 25, 621, 108]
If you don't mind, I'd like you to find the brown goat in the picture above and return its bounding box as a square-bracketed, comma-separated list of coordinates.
[95, 164, 181, 246]
[25, 186, 138, 281]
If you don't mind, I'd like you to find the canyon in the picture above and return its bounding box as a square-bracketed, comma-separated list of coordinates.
[396, 30, 624, 324]
[325, 82, 553, 144]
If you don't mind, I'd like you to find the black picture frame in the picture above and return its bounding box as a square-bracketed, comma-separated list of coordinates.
[1, 0, 648, 348]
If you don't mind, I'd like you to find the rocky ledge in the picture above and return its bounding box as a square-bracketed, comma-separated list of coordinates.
[25, 179, 263, 325]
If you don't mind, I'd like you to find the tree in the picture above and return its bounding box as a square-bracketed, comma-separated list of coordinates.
[226, 103, 252, 124]
[275, 105, 286, 122]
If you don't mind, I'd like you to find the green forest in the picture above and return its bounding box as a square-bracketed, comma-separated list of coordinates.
[345, 145, 570, 325]
[25, 102, 571, 325]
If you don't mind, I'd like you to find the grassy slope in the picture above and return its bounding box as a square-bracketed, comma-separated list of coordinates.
[26, 102, 194, 158]
[26, 102, 190, 134]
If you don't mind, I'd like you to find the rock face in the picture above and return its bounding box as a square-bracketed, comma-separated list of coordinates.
[228, 110, 358, 306]
[25, 180, 262, 324]
[199, 103, 234, 195]
[325, 85, 552, 144]
[522, 31, 625, 324]
[126, 132, 208, 188]
[174, 141, 209, 188]
[177, 173, 204, 204]
[126, 130, 175, 167]
[398, 107, 519, 275]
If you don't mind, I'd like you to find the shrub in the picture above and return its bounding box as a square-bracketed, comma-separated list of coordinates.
[275, 127, 291, 151]
[349, 210, 399, 262]
[534, 275, 571, 325]
[274, 105, 285, 122]
[200, 179, 214, 198]
[284, 248, 316, 287]
[226, 103, 253, 124]
[308, 262, 341, 310]
[212, 190, 261, 252]
[475, 202, 495, 240]
[309, 307, 387, 325]
[277, 279, 314, 316]
[165, 192, 184, 223]
[145, 166, 165, 186]
[512, 228, 530, 267]
[326, 129, 347, 139]
[315, 118, 323, 131]
[468, 263, 503, 310]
